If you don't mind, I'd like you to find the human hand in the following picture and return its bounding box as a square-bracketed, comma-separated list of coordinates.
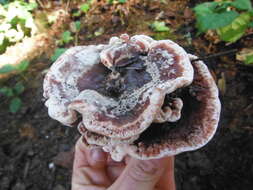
[72, 137, 176, 190]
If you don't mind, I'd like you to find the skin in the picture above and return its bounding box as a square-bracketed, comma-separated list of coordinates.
[72, 138, 176, 190]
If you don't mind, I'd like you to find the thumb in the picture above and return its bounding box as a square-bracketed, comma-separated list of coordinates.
[109, 157, 168, 190]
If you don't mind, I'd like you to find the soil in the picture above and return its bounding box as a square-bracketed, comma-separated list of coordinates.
[0, 0, 253, 190]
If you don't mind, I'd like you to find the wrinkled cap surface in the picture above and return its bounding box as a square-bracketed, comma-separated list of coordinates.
[43, 34, 220, 161]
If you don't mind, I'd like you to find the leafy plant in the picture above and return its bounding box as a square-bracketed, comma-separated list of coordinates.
[118, 0, 127, 3]
[70, 21, 81, 33]
[0, 59, 29, 113]
[245, 54, 253, 64]
[193, 0, 253, 42]
[0, 82, 25, 113]
[149, 21, 175, 40]
[58, 30, 74, 45]
[59, 19, 83, 45]
[0, 60, 30, 74]
[9, 97, 22, 113]
[150, 21, 170, 32]
[0, 0, 38, 54]
[73, 0, 93, 17]
[217, 12, 251, 42]
[0, 0, 8, 5]
[74, 21, 81, 31]
[80, 3, 90, 13]
[51, 48, 67, 62]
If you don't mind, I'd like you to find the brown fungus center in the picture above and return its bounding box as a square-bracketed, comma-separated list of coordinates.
[134, 86, 198, 146]
[101, 54, 152, 98]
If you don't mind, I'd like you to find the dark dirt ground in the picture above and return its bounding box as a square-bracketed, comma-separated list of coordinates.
[1, 0, 253, 190]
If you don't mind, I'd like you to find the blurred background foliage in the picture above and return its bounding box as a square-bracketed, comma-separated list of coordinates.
[0, 0, 38, 54]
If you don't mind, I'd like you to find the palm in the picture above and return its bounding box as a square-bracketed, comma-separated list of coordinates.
[72, 138, 175, 190]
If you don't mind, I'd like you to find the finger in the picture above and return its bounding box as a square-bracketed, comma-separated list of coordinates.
[72, 137, 110, 189]
[72, 168, 107, 190]
[81, 139, 107, 168]
[155, 157, 176, 190]
[72, 184, 106, 190]
[73, 137, 89, 169]
[86, 148, 108, 168]
[107, 165, 125, 182]
[106, 155, 126, 182]
[108, 157, 169, 190]
[124, 155, 131, 165]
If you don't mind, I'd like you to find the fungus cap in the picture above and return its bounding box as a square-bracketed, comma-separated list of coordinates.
[43, 34, 220, 161]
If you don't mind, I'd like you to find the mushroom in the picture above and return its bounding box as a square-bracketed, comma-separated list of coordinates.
[43, 34, 221, 161]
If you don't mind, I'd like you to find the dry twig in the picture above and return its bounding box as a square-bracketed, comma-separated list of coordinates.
[191, 49, 238, 62]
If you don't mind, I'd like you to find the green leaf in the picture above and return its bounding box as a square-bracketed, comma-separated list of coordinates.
[0, 0, 8, 5]
[118, 0, 126, 3]
[196, 11, 239, 32]
[249, 21, 253, 28]
[0, 61, 29, 74]
[107, 0, 114, 4]
[0, 37, 10, 54]
[51, 48, 67, 62]
[232, 0, 252, 11]
[15, 60, 30, 72]
[80, 3, 90, 13]
[249, 9, 253, 16]
[217, 12, 251, 42]
[73, 10, 81, 17]
[245, 54, 253, 64]
[75, 21, 81, 31]
[14, 82, 25, 95]
[194, 2, 219, 16]
[25, 2, 38, 11]
[61, 31, 73, 44]
[150, 21, 170, 32]
[0, 87, 14, 97]
[9, 97, 22, 113]
[0, 64, 16, 74]
[215, 2, 233, 12]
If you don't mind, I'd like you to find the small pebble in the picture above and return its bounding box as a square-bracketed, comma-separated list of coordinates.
[27, 149, 34, 156]
[48, 162, 55, 170]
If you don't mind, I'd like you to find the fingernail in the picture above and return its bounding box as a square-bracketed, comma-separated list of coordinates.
[90, 148, 105, 162]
